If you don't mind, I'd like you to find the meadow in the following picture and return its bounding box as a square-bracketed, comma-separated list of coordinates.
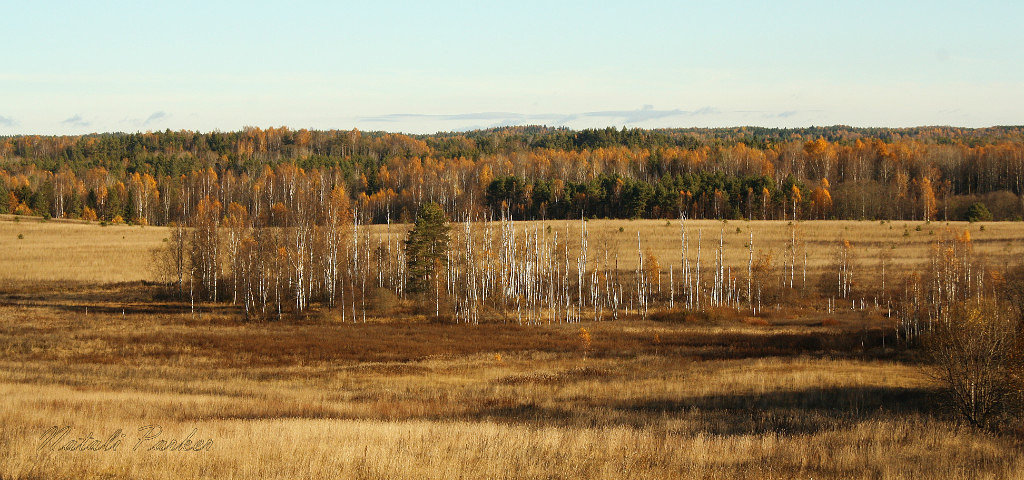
[3, 214, 1022, 284]
[1, 216, 1023, 479]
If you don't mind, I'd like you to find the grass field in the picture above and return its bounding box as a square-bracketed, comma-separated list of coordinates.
[2, 214, 1022, 284]
[0, 215, 166, 285]
[1, 217, 1023, 479]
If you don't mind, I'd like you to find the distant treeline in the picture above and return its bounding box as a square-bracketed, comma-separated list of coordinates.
[1, 125, 1023, 224]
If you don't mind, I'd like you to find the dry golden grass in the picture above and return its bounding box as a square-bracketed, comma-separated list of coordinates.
[2, 219, 1024, 478]
[0, 215, 166, 285]
[1, 283, 1022, 479]
[2, 216, 1021, 286]
[487, 218, 1024, 275]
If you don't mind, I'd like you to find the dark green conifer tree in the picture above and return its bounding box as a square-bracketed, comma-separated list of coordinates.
[404, 202, 450, 293]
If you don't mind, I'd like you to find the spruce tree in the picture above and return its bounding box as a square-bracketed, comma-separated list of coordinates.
[405, 202, 450, 293]
[965, 202, 993, 222]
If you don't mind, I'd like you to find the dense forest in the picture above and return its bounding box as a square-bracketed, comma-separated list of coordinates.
[1, 125, 1023, 224]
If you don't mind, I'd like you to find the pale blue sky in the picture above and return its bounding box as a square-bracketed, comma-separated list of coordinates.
[1, 0, 1022, 135]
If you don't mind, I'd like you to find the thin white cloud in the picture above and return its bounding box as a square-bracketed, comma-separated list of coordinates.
[358, 106, 803, 130]
[143, 111, 169, 126]
[359, 112, 574, 123]
[0, 115, 17, 127]
[581, 105, 722, 123]
[60, 114, 91, 128]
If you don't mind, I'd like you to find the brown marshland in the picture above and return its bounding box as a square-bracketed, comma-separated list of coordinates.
[1, 217, 1022, 479]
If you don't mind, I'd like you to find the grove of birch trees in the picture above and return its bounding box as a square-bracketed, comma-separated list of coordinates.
[144, 161, 1015, 354]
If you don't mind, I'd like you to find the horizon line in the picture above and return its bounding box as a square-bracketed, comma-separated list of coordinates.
[3, 123, 1024, 138]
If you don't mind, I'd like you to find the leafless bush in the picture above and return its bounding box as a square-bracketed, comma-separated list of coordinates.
[151, 223, 190, 295]
[923, 298, 1024, 431]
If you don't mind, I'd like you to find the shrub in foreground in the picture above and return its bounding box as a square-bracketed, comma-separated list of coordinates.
[923, 299, 1024, 431]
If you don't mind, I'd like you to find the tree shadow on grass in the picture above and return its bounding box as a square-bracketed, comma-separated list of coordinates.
[615, 385, 942, 435]
[459, 385, 942, 435]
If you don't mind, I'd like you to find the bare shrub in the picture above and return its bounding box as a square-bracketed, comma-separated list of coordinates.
[923, 299, 1024, 430]
[151, 222, 190, 295]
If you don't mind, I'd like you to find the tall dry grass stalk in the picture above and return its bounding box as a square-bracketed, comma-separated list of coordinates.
[1, 289, 1022, 479]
